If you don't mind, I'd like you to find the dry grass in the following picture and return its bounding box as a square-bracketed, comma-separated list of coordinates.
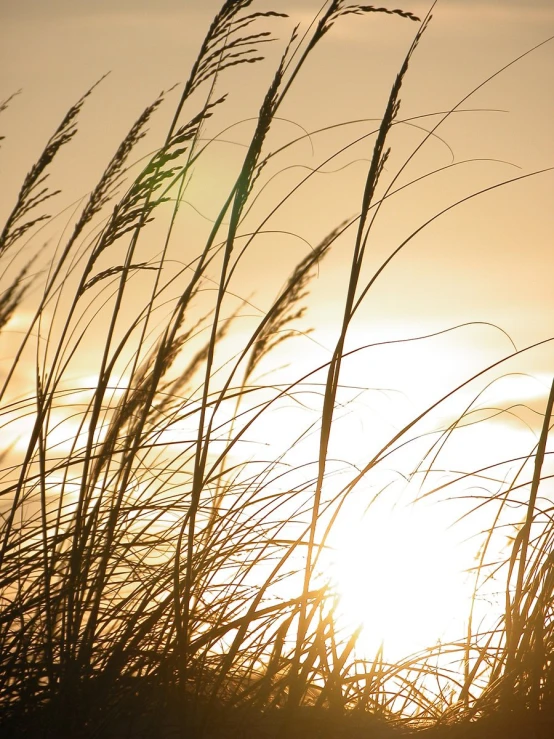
[0, 2, 553, 738]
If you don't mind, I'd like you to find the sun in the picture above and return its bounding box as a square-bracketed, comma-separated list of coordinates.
[328, 497, 472, 660]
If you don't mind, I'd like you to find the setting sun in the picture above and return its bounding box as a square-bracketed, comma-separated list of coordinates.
[330, 500, 471, 659]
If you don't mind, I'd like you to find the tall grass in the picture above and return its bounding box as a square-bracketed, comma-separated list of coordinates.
[1, 2, 553, 737]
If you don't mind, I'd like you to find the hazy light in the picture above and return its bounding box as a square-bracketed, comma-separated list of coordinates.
[327, 494, 472, 660]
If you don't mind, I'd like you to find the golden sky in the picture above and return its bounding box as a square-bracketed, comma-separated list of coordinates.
[1, 0, 553, 388]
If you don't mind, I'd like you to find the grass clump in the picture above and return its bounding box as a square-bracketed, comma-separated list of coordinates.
[1, 2, 553, 738]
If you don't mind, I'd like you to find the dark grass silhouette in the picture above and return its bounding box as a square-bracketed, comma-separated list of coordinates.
[1, 2, 553, 737]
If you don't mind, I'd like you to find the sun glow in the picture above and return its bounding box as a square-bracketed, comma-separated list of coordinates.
[327, 495, 473, 660]
[229, 354, 544, 662]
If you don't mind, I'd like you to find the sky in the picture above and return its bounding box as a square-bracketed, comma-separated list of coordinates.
[1, 0, 553, 657]
[1, 0, 553, 350]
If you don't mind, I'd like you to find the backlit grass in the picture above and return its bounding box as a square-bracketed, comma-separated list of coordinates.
[1, 2, 553, 737]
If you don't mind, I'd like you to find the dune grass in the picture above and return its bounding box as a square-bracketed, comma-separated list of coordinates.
[1, 2, 553, 737]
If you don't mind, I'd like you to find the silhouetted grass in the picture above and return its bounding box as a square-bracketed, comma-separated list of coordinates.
[1, 2, 553, 738]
